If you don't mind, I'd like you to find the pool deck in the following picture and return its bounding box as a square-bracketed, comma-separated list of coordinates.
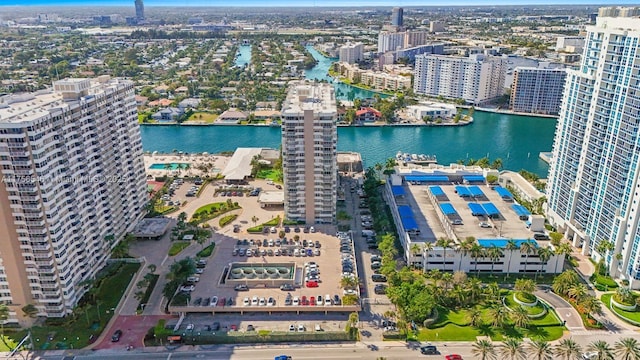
[144, 154, 229, 179]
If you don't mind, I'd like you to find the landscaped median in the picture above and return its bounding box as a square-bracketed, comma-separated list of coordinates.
[601, 290, 640, 326]
[247, 216, 281, 233]
[191, 200, 241, 224]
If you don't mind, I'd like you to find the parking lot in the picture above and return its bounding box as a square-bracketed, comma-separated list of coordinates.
[407, 182, 539, 242]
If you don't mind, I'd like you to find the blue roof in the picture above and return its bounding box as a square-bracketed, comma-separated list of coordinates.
[430, 186, 445, 196]
[398, 205, 414, 218]
[468, 203, 487, 216]
[469, 185, 485, 198]
[392, 186, 405, 196]
[405, 175, 449, 182]
[512, 204, 531, 217]
[463, 175, 485, 182]
[495, 187, 513, 199]
[456, 185, 471, 197]
[440, 203, 457, 215]
[401, 216, 419, 230]
[482, 203, 500, 216]
[477, 239, 538, 248]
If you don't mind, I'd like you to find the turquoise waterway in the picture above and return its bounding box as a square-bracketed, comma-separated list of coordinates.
[140, 44, 557, 177]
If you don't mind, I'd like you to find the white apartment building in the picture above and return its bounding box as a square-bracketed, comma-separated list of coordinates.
[378, 31, 406, 53]
[335, 62, 411, 92]
[546, 8, 640, 287]
[510, 67, 567, 115]
[0, 76, 147, 322]
[413, 54, 506, 105]
[281, 82, 337, 225]
[338, 43, 364, 64]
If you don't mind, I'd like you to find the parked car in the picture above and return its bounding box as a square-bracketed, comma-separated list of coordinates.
[280, 284, 294, 291]
[211, 322, 220, 331]
[247, 324, 255, 331]
[210, 296, 218, 306]
[372, 274, 387, 282]
[179, 285, 195, 292]
[111, 329, 123, 342]
[445, 355, 463, 360]
[234, 284, 249, 291]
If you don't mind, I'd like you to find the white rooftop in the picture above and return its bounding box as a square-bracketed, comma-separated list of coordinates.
[258, 191, 285, 204]
[281, 81, 337, 117]
[222, 147, 264, 181]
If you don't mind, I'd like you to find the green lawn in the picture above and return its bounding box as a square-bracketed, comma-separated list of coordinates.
[196, 244, 215, 258]
[466, 273, 556, 285]
[12, 263, 140, 350]
[193, 202, 225, 217]
[602, 293, 640, 325]
[504, 294, 546, 316]
[417, 299, 564, 342]
[186, 112, 218, 124]
[168, 241, 190, 256]
[256, 169, 282, 182]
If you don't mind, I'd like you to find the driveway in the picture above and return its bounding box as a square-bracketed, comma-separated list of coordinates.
[534, 290, 583, 330]
[93, 315, 171, 350]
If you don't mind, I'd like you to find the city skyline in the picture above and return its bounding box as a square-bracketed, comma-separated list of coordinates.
[2, 0, 640, 6]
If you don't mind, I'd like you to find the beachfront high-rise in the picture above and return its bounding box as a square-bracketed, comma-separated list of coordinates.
[281, 82, 337, 225]
[413, 54, 506, 105]
[510, 67, 566, 115]
[0, 76, 147, 322]
[546, 7, 640, 287]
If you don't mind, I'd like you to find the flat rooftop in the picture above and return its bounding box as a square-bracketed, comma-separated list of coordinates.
[222, 147, 264, 181]
[281, 82, 336, 116]
[131, 217, 173, 238]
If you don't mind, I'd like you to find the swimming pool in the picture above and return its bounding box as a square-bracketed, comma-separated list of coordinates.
[477, 239, 538, 248]
[148, 163, 189, 170]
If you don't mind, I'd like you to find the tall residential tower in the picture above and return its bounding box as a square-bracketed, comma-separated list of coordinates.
[281, 82, 337, 225]
[135, 0, 144, 20]
[0, 77, 147, 322]
[546, 7, 640, 287]
[391, 7, 403, 27]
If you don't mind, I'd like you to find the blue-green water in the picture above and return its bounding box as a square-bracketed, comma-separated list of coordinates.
[235, 45, 251, 67]
[148, 163, 189, 170]
[304, 46, 389, 101]
[140, 111, 556, 176]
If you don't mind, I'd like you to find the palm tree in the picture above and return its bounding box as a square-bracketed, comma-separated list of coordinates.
[554, 338, 583, 360]
[457, 238, 474, 271]
[488, 245, 504, 276]
[567, 284, 588, 301]
[614, 338, 640, 360]
[436, 238, 454, 272]
[410, 243, 422, 267]
[0, 304, 9, 348]
[579, 296, 602, 318]
[510, 306, 530, 328]
[424, 242, 434, 271]
[504, 239, 520, 278]
[520, 241, 535, 274]
[536, 247, 554, 280]
[499, 338, 526, 360]
[587, 340, 614, 360]
[340, 276, 358, 290]
[468, 306, 483, 327]
[554, 242, 573, 273]
[468, 277, 483, 304]
[528, 340, 554, 360]
[251, 216, 259, 226]
[472, 339, 497, 360]
[552, 270, 580, 296]
[384, 157, 397, 172]
[595, 240, 615, 275]
[470, 243, 485, 274]
[488, 306, 508, 328]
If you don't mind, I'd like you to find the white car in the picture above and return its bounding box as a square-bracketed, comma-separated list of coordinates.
[343, 289, 358, 295]
[186, 323, 194, 331]
[259, 297, 267, 306]
[270, 227, 277, 233]
[297, 324, 305, 332]
[243, 297, 250, 306]
[479, 222, 492, 228]
[309, 226, 316, 233]
[210, 296, 218, 306]
[186, 276, 200, 283]
[325, 294, 332, 306]
[289, 324, 296, 332]
[179, 285, 195, 292]
[582, 352, 598, 360]
[292, 296, 300, 306]
[251, 296, 258, 306]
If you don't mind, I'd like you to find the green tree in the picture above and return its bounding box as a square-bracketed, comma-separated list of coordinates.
[510, 306, 530, 328]
[504, 239, 520, 278]
[21, 304, 38, 318]
[552, 270, 580, 296]
[536, 247, 554, 280]
[424, 242, 434, 271]
[468, 307, 483, 328]
[472, 339, 497, 360]
[528, 340, 554, 360]
[499, 337, 526, 360]
[436, 238, 454, 272]
[514, 278, 536, 294]
[614, 338, 640, 360]
[488, 306, 508, 328]
[587, 340, 614, 360]
[567, 284, 588, 301]
[520, 241, 535, 273]
[488, 245, 504, 275]
[554, 338, 582, 360]
[470, 243, 485, 274]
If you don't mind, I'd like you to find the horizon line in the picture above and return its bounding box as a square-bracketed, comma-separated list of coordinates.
[0, 2, 633, 7]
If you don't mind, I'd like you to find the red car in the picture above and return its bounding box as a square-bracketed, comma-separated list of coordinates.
[310, 296, 316, 306]
[218, 297, 226, 306]
[229, 324, 237, 331]
[301, 296, 308, 306]
[445, 355, 463, 360]
[306, 281, 318, 288]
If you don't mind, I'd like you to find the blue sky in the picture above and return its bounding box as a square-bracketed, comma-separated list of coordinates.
[2, 0, 639, 6]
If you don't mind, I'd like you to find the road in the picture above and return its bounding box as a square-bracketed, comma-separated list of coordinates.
[32, 332, 640, 360]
